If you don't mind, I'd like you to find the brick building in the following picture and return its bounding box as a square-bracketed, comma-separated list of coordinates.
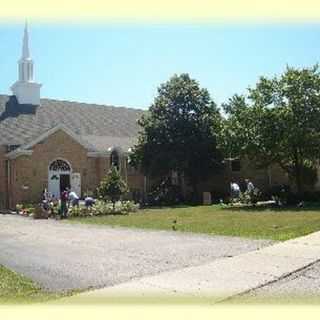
[0, 24, 147, 209]
[0, 24, 292, 209]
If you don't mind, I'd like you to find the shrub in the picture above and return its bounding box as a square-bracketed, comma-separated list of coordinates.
[120, 200, 140, 214]
[239, 188, 262, 205]
[300, 191, 320, 202]
[147, 178, 184, 206]
[68, 205, 90, 217]
[266, 185, 301, 206]
[68, 200, 139, 217]
[97, 166, 128, 211]
[16, 203, 36, 215]
[211, 190, 229, 204]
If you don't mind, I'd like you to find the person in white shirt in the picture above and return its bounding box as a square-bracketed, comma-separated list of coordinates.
[68, 190, 80, 207]
[245, 179, 255, 194]
[230, 181, 240, 201]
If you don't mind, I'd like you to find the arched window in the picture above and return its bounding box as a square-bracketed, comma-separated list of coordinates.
[49, 159, 71, 172]
[110, 150, 120, 170]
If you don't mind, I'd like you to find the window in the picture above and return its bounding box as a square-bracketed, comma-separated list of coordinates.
[231, 159, 241, 172]
[49, 159, 71, 171]
[7, 145, 20, 152]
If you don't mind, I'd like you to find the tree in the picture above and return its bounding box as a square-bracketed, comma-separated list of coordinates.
[222, 65, 320, 194]
[131, 73, 223, 199]
[97, 166, 128, 210]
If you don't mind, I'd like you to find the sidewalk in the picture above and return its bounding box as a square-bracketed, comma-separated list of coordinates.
[66, 231, 320, 303]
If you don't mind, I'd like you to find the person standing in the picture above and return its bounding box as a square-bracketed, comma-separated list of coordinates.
[230, 181, 241, 203]
[245, 179, 255, 195]
[60, 189, 69, 219]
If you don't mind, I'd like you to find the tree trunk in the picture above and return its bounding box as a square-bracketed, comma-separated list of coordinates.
[294, 166, 303, 196]
[293, 151, 303, 197]
[190, 178, 199, 204]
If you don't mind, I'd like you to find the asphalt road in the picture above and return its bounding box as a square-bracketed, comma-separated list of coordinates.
[0, 214, 273, 292]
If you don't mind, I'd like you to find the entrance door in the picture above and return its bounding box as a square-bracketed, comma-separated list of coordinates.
[71, 173, 81, 196]
[48, 173, 60, 199]
[48, 159, 72, 199]
[60, 174, 71, 194]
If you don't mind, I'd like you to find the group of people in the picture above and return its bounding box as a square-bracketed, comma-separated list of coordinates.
[41, 188, 80, 219]
[230, 178, 255, 203]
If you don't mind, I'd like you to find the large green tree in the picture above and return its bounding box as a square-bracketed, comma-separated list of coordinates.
[222, 65, 320, 194]
[131, 73, 223, 197]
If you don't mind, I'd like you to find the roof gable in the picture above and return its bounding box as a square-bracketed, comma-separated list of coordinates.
[6, 124, 94, 159]
[0, 94, 145, 147]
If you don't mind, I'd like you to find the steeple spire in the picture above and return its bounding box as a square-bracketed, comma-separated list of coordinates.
[22, 21, 30, 59]
[11, 22, 42, 105]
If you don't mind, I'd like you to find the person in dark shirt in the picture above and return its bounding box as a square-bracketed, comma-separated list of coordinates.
[60, 189, 69, 219]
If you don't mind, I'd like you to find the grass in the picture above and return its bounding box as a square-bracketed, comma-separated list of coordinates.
[68, 204, 320, 241]
[0, 265, 65, 304]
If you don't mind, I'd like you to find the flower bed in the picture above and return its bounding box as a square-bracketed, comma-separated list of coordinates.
[67, 200, 139, 217]
[16, 200, 139, 218]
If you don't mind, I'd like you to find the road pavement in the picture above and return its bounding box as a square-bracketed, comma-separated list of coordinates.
[0, 214, 273, 292]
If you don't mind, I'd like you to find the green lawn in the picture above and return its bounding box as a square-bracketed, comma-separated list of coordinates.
[68, 204, 320, 241]
[0, 265, 64, 304]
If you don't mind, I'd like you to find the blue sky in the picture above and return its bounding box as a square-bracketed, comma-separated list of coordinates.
[0, 23, 319, 109]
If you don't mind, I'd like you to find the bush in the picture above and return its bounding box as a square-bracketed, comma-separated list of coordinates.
[16, 203, 36, 216]
[239, 188, 262, 205]
[68, 205, 90, 217]
[68, 200, 139, 217]
[97, 166, 128, 210]
[211, 190, 229, 204]
[265, 185, 301, 205]
[300, 191, 320, 202]
[147, 178, 184, 206]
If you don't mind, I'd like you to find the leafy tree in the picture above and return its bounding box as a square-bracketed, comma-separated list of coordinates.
[97, 166, 128, 210]
[222, 65, 320, 194]
[131, 73, 223, 199]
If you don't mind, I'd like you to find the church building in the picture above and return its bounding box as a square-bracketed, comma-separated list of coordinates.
[0, 24, 146, 209]
[1, 25, 300, 210]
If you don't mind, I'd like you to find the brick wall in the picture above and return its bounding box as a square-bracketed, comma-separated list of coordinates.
[6, 129, 292, 208]
[8, 130, 147, 208]
[10, 130, 92, 207]
[197, 159, 289, 198]
[0, 146, 7, 208]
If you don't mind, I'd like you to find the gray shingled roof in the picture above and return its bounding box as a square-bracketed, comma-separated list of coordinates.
[0, 95, 145, 151]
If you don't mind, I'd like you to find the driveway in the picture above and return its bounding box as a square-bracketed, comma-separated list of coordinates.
[0, 214, 274, 292]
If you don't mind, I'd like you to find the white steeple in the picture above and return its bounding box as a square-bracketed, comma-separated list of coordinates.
[11, 22, 42, 105]
[22, 22, 30, 60]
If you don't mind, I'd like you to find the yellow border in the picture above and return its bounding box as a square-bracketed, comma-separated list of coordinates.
[1, 305, 320, 320]
[0, 0, 320, 22]
[1, 0, 320, 318]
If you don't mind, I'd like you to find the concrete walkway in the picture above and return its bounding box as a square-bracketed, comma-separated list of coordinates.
[68, 231, 320, 302]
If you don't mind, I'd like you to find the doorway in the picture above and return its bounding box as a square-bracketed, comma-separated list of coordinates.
[60, 174, 71, 194]
[48, 159, 72, 199]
